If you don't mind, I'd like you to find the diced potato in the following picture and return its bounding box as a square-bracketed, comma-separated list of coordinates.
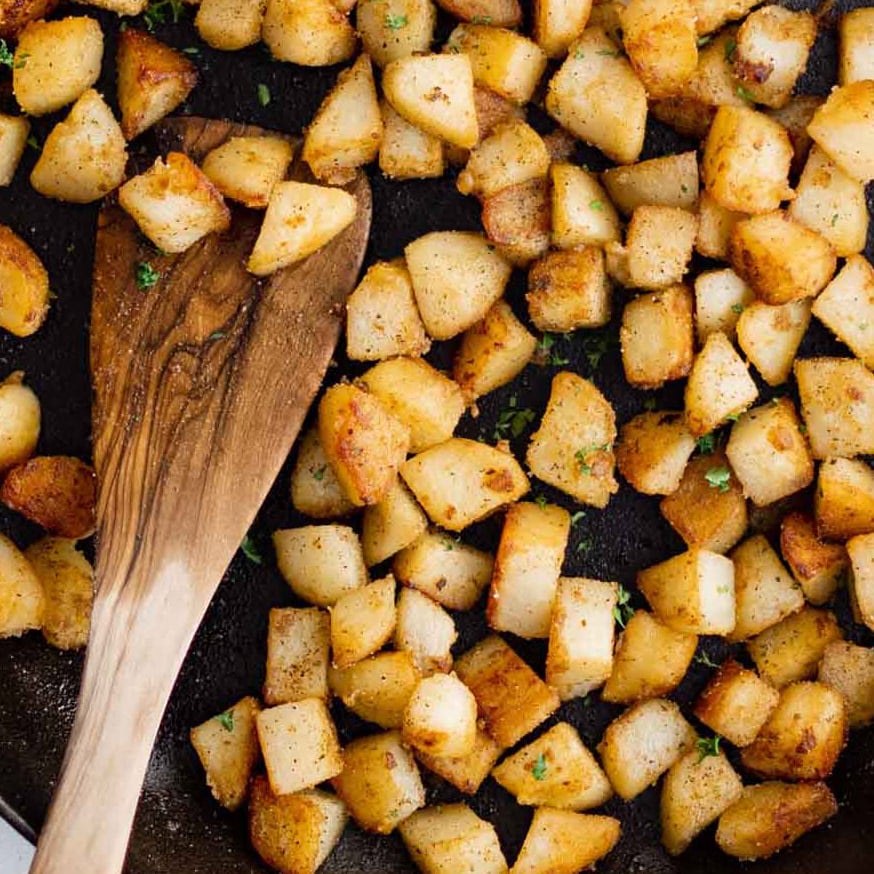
[512, 809, 620, 874]
[455, 635, 560, 748]
[795, 357, 874, 460]
[660, 750, 743, 855]
[196, 0, 266, 50]
[256, 699, 343, 796]
[248, 180, 357, 275]
[362, 478, 428, 567]
[747, 606, 843, 688]
[248, 778, 347, 874]
[0, 115, 29, 187]
[623, 207, 697, 290]
[263, 607, 330, 706]
[329, 650, 421, 727]
[725, 399, 814, 506]
[401, 438, 528, 531]
[545, 27, 647, 164]
[12, 16, 102, 116]
[487, 502, 569, 639]
[201, 136, 294, 209]
[545, 578, 617, 700]
[840, 7, 874, 85]
[736, 299, 812, 386]
[532, 0, 591, 58]
[24, 537, 92, 650]
[393, 529, 493, 611]
[818, 640, 874, 729]
[789, 146, 868, 257]
[399, 804, 507, 874]
[465, 85, 526, 150]
[119, 151, 228, 252]
[695, 191, 746, 261]
[550, 162, 621, 248]
[395, 587, 456, 676]
[332, 730, 425, 833]
[620, 0, 698, 99]
[684, 331, 758, 436]
[702, 106, 793, 213]
[638, 548, 736, 635]
[585, 0, 623, 44]
[603, 611, 697, 704]
[273, 525, 367, 606]
[0, 0, 60, 39]
[812, 256, 874, 368]
[357, 0, 435, 67]
[597, 698, 697, 800]
[694, 269, 753, 344]
[715, 781, 837, 861]
[75, 0, 145, 13]
[290, 427, 355, 520]
[848, 532, 874, 631]
[815, 457, 874, 541]
[32, 90, 127, 205]
[616, 411, 696, 496]
[262, 0, 356, 66]
[780, 512, 848, 606]
[403, 672, 477, 757]
[0, 533, 43, 638]
[482, 178, 551, 266]
[526, 372, 618, 509]
[0, 373, 40, 470]
[741, 681, 847, 780]
[330, 575, 396, 669]
[807, 80, 874, 183]
[415, 727, 502, 795]
[602, 151, 698, 216]
[190, 697, 261, 811]
[0, 230, 49, 338]
[379, 100, 444, 180]
[693, 0, 758, 35]
[0, 455, 95, 538]
[694, 658, 780, 747]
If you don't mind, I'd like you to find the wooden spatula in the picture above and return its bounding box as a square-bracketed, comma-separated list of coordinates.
[28, 117, 372, 874]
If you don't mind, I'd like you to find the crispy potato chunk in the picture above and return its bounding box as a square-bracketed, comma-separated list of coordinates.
[819, 640, 874, 728]
[780, 512, 848, 606]
[0, 372, 40, 470]
[736, 299, 812, 386]
[378, 100, 444, 180]
[0, 114, 29, 187]
[624, 208, 697, 290]
[0, 227, 50, 337]
[807, 80, 874, 183]
[395, 587, 456, 676]
[357, 0, 435, 67]
[262, 0, 356, 66]
[847, 532, 874, 631]
[840, 7, 874, 85]
[812, 256, 874, 368]
[77, 0, 146, 13]
[550, 162, 621, 248]
[532, 0, 591, 58]
[0, 533, 43, 638]
[201, 136, 293, 210]
[602, 151, 698, 216]
[513, 809, 620, 874]
[695, 192, 746, 261]
[403, 672, 477, 757]
[0, 0, 59, 39]
[694, 268, 753, 344]
[692, 0, 757, 35]
[415, 727, 501, 795]
[195, 0, 266, 50]
[362, 478, 428, 567]
[190, 697, 261, 811]
[330, 575, 396, 669]
[290, 426, 356, 520]
[481, 178, 551, 266]
[816, 457, 874, 541]
[616, 411, 696, 496]
[263, 607, 330, 705]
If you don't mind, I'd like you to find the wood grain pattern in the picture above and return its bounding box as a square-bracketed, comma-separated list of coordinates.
[29, 117, 371, 874]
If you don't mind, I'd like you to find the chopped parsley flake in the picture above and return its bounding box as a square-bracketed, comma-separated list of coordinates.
[532, 753, 548, 780]
[384, 12, 408, 29]
[257, 83, 271, 106]
[697, 735, 721, 762]
[694, 651, 720, 668]
[0, 40, 12, 67]
[724, 38, 737, 62]
[731, 303, 745, 314]
[143, 0, 184, 30]
[313, 465, 327, 481]
[575, 443, 610, 475]
[570, 510, 586, 526]
[535, 494, 549, 509]
[613, 584, 635, 628]
[241, 534, 263, 564]
[471, 15, 492, 24]
[736, 85, 756, 102]
[135, 262, 160, 290]
[696, 433, 716, 454]
[208, 330, 227, 340]
[494, 397, 536, 440]
[538, 333, 570, 367]
[216, 709, 235, 732]
[705, 466, 731, 492]
[697, 35, 712, 47]
[589, 199, 605, 211]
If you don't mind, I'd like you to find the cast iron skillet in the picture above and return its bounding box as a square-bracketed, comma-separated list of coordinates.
[1, 2, 872, 872]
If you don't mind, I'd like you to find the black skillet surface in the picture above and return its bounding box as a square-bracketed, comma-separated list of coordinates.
[1, 1, 873, 872]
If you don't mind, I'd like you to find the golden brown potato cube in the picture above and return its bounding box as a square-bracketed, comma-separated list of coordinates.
[481, 177, 551, 266]
[195, 0, 266, 50]
[32, 90, 127, 205]
[694, 659, 780, 747]
[201, 136, 294, 210]
[190, 697, 261, 811]
[725, 399, 814, 506]
[550, 162, 621, 249]
[0, 0, 59, 39]
[24, 537, 92, 651]
[362, 478, 428, 567]
[620, 0, 698, 99]
[453, 300, 537, 400]
[624, 207, 697, 290]
[532, 0, 591, 58]
[695, 191, 746, 261]
[330, 575, 396, 669]
[812, 256, 874, 368]
[379, 99, 444, 180]
[399, 803, 508, 874]
[527, 372, 618, 509]
[512, 808, 620, 874]
[848, 532, 874, 631]
[660, 452, 747, 554]
[318, 383, 411, 507]
[789, 146, 868, 257]
[716, 780, 837, 861]
[601, 151, 698, 216]
[1, 455, 95, 539]
[116, 29, 197, 141]
[545, 27, 647, 165]
[546, 577, 618, 700]
[807, 80, 874, 184]
[736, 299, 812, 386]
[741, 681, 847, 780]
[660, 750, 743, 856]
[0, 372, 39, 472]
[692, 0, 757, 35]
[403, 672, 477, 757]
[796, 358, 874, 460]
[597, 698, 697, 800]
[603, 611, 697, 704]
[702, 106, 793, 213]
[616, 411, 696, 496]
[694, 268, 753, 344]
[815, 457, 874, 541]
[357, 0, 434, 67]
[263, 607, 330, 706]
[290, 427, 356, 521]
[684, 331, 758, 436]
[0, 229, 49, 338]
[487, 502, 569, 639]
[586, 0, 624, 44]
[12, 16, 102, 116]
[401, 438, 528, 531]
[818, 640, 874, 728]
[329, 650, 421, 728]
[395, 587, 456, 676]
[262, 0, 356, 66]
[840, 7, 874, 84]
[780, 512, 848, 606]
[405, 231, 511, 340]
[248, 777, 347, 874]
[455, 635, 560, 748]
[119, 152, 229, 253]
[416, 727, 502, 795]
[0, 533, 43, 638]
[732, 6, 816, 109]
[393, 529, 493, 611]
[747, 606, 843, 688]
[638, 548, 736, 635]
[0, 114, 29, 187]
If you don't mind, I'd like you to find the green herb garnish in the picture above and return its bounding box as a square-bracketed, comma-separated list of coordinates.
[135, 262, 160, 290]
[731, 303, 744, 314]
[313, 465, 327, 481]
[257, 83, 271, 107]
[26, 134, 40, 151]
[696, 433, 716, 454]
[724, 38, 737, 62]
[143, 0, 184, 30]
[613, 584, 634, 628]
[570, 510, 586, 526]
[216, 709, 235, 732]
[736, 85, 756, 102]
[241, 534, 263, 564]
[532, 753, 548, 780]
[494, 397, 537, 440]
[697, 35, 712, 47]
[0, 39, 12, 67]
[538, 333, 570, 367]
[208, 330, 227, 341]
[384, 12, 408, 29]
[471, 15, 492, 24]
[694, 651, 719, 668]
[589, 199, 605, 211]
[582, 332, 617, 370]
[697, 735, 721, 762]
[705, 466, 731, 492]
[575, 443, 610, 475]
[535, 494, 549, 509]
